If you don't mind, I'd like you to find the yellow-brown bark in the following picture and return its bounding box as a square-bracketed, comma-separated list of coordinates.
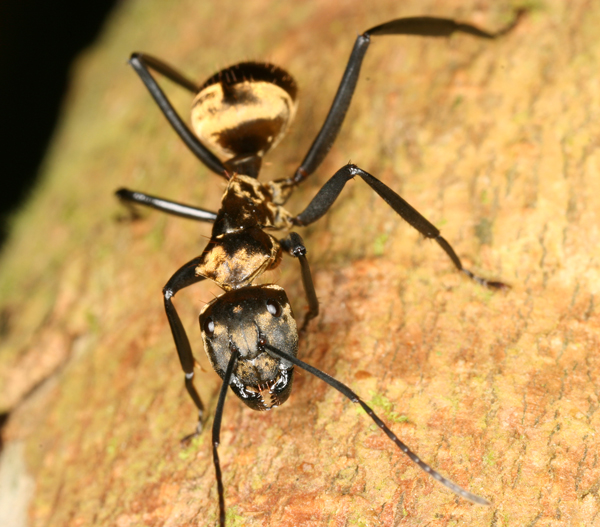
[1, 1, 599, 525]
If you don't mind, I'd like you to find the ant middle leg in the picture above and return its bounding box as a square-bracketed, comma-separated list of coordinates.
[293, 164, 507, 289]
[116, 188, 217, 223]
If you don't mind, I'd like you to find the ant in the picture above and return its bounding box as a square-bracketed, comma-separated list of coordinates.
[117, 12, 521, 526]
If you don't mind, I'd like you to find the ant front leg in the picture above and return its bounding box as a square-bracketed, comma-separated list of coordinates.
[289, 12, 524, 186]
[293, 164, 507, 289]
[162, 256, 208, 441]
[280, 232, 319, 331]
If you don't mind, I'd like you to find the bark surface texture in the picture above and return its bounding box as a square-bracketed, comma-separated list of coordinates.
[1, 1, 599, 526]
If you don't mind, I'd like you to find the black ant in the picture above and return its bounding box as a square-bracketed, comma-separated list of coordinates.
[117, 13, 522, 526]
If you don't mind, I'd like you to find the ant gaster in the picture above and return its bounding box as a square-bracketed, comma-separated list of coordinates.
[117, 13, 522, 526]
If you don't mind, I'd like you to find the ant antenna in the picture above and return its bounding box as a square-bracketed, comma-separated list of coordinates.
[265, 343, 490, 506]
[212, 347, 239, 527]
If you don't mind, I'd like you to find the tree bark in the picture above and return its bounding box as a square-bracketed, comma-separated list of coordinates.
[1, 1, 599, 526]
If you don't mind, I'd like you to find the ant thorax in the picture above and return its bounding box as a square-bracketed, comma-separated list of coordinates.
[192, 175, 294, 290]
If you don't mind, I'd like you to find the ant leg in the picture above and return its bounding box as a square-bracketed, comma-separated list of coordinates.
[129, 53, 228, 178]
[163, 257, 208, 439]
[280, 232, 319, 330]
[212, 347, 238, 527]
[293, 164, 507, 289]
[116, 188, 217, 222]
[265, 342, 489, 505]
[290, 12, 524, 185]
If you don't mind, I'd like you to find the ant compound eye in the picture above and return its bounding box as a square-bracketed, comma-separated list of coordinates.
[204, 317, 215, 337]
[266, 299, 282, 317]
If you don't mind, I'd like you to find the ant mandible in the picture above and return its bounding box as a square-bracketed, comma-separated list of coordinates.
[117, 13, 522, 526]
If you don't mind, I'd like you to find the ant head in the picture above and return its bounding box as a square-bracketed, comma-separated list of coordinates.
[191, 62, 298, 162]
[199, 284, 298, 411]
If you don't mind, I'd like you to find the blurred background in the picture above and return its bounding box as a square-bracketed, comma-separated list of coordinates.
[0, 0, 118, 248]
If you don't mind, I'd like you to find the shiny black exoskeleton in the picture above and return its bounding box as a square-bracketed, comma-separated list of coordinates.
[117, 12, 523, 526]
[201, 285, 297, 411]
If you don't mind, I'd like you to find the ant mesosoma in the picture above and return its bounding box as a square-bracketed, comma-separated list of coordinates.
[117, 13, 521, 526]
